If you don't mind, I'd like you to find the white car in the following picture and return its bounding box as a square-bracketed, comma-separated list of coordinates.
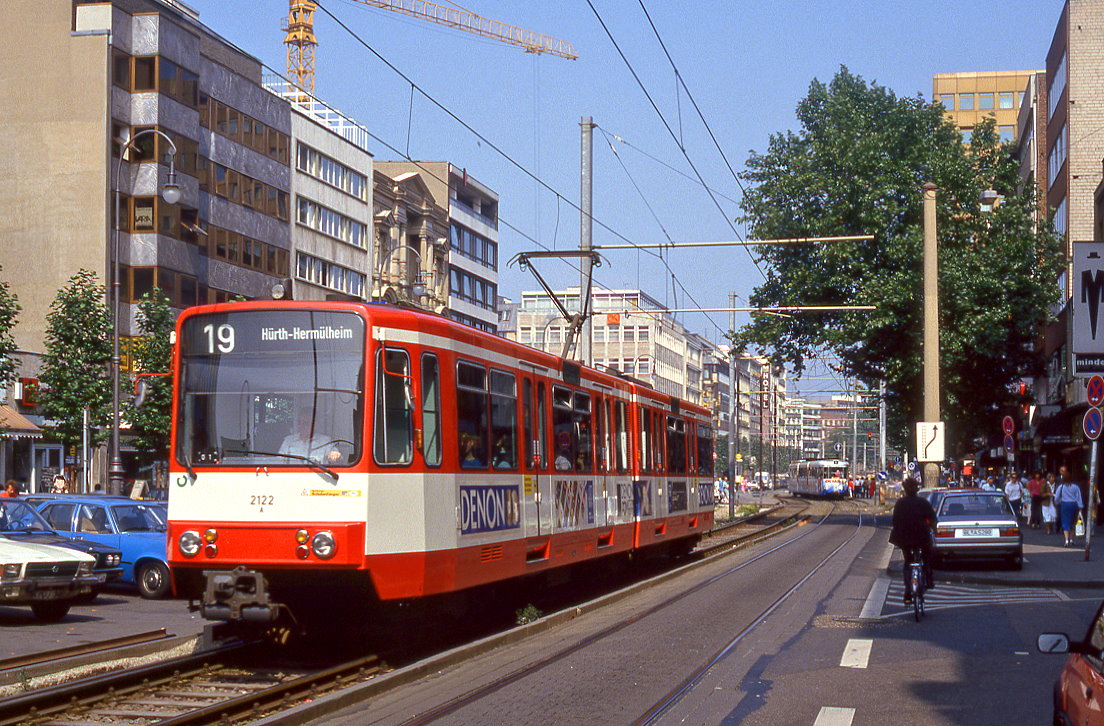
[0, 538, 99, 621]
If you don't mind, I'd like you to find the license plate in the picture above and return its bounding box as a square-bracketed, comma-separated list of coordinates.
[959, 528, 995, 537]
[32, 590, 62, 600]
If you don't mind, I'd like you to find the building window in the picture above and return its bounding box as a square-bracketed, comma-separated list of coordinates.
[938, 93, 955, 109]
[1048, 123, 1068, 189]
[999, 91, 1015, 109]
[960, 128, 973, 143]
[959, 93, 974, 111]
[294, 251, 366, 298]
[999, 126, 1015, 143]
[296, 197, 366, 248]
[296, 143, 368, 200]
[978, 92, 994, 110]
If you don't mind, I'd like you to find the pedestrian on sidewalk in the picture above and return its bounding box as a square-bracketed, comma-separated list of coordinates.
[1005, 472, 1025, 520]
[1042, 473, 1057, 535]
[1055, 477, 1085, 547]
[1027, 471, 1044, 529]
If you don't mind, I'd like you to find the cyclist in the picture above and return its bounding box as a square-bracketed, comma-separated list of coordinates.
[889, 477, 938, 604]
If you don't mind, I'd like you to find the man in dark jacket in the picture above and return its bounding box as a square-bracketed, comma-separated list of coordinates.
[889, 477, 938, 603]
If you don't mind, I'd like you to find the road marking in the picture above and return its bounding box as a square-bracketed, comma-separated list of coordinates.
[860, 576, 890, 618]
[814, 706, 855, 726]
[840, 638, 873, 669]
[884, 582, 1062, 613]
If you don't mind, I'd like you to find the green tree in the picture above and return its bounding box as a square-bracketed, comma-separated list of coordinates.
[40, 269, 112, 448]
[126, 290, 175, 472]
[737, 68, 1062, 452]
[0, 266, 21, 390]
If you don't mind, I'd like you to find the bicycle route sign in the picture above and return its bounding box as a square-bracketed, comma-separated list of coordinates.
[1089, 375, 1104, 407]
[1085, 407, 1104, 441]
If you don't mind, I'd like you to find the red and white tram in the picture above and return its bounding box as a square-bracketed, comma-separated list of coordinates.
[166, 301, 715, 623]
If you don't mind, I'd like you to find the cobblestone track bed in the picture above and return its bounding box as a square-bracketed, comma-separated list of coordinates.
[5, 643, 387, 726]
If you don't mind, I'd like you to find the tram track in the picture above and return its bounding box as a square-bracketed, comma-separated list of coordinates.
[2, 640, 387, 726]
[253, 498, 867, 726]
[3, 497, 853, 726]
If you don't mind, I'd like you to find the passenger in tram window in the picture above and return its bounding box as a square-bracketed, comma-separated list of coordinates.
[461, 433, 484, 468]
[492, 435, 514, 469]
[280, 406, 341, 463]
[554, 447, 572, 471]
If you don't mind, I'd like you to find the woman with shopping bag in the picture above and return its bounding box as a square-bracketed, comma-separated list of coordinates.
[1055, 476, 1084, 547]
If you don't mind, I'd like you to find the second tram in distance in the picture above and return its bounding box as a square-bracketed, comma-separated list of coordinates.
[787, 458, 851, 497]
[165, 301, 716, 625]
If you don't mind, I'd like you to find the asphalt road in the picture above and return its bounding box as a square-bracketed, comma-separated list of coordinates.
[286, 507, 1097, 726]
[0, 585, 207, 660]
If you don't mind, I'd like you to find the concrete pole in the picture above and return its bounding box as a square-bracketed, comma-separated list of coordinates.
[922, 182, 941, 488]
[579, 116, 595, 366]
[728, 292, 736, 517]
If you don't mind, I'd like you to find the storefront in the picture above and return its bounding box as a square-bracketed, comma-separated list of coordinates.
[0, 404, 52, 492]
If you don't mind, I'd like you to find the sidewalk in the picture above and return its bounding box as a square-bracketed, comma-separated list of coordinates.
[887, 518, 1104, 589]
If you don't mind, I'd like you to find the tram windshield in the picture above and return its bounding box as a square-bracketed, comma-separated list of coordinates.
[175, 309, 365, 469]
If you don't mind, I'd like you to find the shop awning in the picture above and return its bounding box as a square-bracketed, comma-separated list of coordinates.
[0, 406, 43, 439]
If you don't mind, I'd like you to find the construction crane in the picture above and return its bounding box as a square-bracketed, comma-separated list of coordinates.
[285, 0, 577, 95]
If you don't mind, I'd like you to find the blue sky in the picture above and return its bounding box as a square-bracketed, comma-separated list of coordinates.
[186, 0, 1063, 375]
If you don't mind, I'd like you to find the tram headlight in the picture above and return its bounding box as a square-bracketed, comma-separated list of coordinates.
[203, 529, 218, 544]
[179, 530, 202, 558]
[311, 531, 336, 560]
[295, 529, 310, 545]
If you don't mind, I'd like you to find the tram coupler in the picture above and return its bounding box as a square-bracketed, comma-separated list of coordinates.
[200, 566, 281, 623]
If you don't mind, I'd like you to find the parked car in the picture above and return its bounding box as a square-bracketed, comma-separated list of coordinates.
[0, 499, 122, 599]
[37, 496, 171, 598]
[932, 490, 1023, 569]
[1039, 601, 1104, 725]
[0, 537, 99, 620]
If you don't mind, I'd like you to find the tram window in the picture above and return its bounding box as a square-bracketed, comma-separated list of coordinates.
[652, 410, 665, 472]
[615, 400, 628, 474]
[640, 408, 652, 473]
[457, 361, 488, 468]
[573, 392, 592, 473]
[490, 370, 517, 470]
[552, 385, 574, 471]
[536, 381, 548, 470]
[522, 379, 533, 469]
[594, 396, 607, 472]
[421, 354, 441, 466]
[598, 398, 611, 472]
[666, 416, 687, 475]
[373, 348, 413, 465]
[697, 423, 714, 476]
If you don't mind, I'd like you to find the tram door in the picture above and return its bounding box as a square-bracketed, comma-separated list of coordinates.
[523, 377, 552, 535]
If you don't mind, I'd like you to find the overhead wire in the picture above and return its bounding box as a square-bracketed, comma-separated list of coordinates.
[584, 0, 767, 285]
[313, 0, 728, 333]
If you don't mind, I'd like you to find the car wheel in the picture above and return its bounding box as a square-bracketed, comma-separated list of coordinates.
[1008, 551, 1024, 571]
[137, 561, 171, 599]
[31, 600, 72, 622]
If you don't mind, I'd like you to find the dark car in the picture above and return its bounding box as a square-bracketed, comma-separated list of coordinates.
[0, 498, 123, 598]
[36, 496, 170, 598]
[1039, 600, 1104, 725]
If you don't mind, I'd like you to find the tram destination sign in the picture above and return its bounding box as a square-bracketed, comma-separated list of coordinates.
[182, 310, 365, 356]
[1073, 241, 1104, 375]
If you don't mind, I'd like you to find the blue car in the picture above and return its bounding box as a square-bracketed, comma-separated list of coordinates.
[37, 496, 171, 598]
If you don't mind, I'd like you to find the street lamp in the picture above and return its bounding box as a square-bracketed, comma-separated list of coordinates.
[381, 244, 427, 302]
[110, 129, 180, 495]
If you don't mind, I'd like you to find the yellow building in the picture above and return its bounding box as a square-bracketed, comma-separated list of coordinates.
[933, 71, 1043, 143]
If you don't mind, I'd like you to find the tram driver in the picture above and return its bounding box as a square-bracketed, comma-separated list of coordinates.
[280, 406, 342, 464]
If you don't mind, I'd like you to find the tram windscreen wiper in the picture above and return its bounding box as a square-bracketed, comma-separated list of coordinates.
[223, 449, 339, 482]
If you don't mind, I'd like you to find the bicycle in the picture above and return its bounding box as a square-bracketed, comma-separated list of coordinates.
[906, 549, 928, 621]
